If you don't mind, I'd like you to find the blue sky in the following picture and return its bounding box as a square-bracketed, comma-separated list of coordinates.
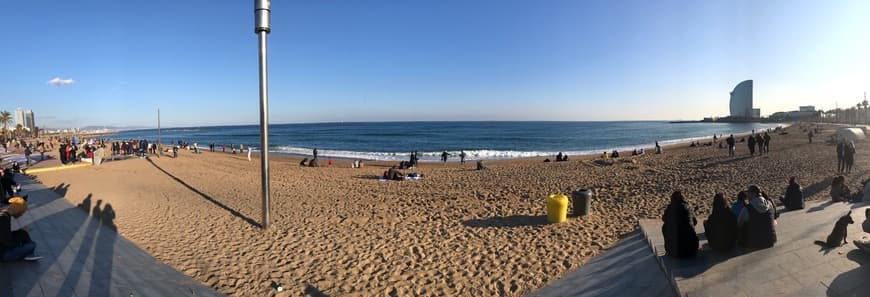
[0, 0, 868, 128]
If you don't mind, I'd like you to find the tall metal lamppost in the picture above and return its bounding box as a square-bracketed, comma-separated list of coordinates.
[255, 0, 271, 228]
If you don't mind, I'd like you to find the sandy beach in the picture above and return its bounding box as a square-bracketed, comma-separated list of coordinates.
[12, 124, 864, 296]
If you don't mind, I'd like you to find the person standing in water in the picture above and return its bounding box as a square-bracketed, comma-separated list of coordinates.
[459, 150, 467, 164]
[441, 150, 450, 163]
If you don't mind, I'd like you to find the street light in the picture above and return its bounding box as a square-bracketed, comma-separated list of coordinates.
[255, 0, 271, 228]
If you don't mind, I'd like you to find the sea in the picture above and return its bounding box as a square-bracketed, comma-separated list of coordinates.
[108, 121, 783, 162]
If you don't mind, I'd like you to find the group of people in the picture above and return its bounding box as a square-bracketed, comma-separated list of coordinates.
[722, 132, 773, 156]
[0, 160, 40, 262]
[664, 171, 870, 259]
[829, 175, 867, 203]
[836, 140, 857, 174]
[662, 183, 791, 258]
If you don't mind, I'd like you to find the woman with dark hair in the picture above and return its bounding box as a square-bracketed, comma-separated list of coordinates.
[662, 191, 699, 258]
[782, 177, 805, 210]
[830, 175, 852, 202]
[704, 193, 738, 253]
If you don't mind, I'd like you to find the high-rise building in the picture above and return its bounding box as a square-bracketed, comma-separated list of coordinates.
[24, 110, 35, 131]
[14, 108, 24, 128]
[13, 108, 35, 131]
[729, 80, 759, 118]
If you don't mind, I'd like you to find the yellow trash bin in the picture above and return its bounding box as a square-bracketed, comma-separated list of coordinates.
[546, 193, 569, 223]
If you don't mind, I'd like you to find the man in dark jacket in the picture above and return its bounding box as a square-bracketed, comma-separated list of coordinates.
[1, 197, 41, 262]
[755, 134, 765, 155]
[837, 141, 846, 173]
[726, 134, 735, 156]
[662, 191, 699, 258]
[747, 135, 756, 155]
[737, 185, 777, 249]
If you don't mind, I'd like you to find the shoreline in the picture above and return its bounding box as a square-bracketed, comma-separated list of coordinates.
[97, 122, 791, 163]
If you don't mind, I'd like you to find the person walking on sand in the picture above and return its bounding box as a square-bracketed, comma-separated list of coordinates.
[459, 150, 467, 164]
[23, 146, 31, 166]
[755, 134, 765, 155]
[441, 150, 450, 163]
[747, 134, 756, 155]
[313, 148, 319, 160]
[726, 134, 735, 156]
[655, 141, 662, 154]
[247, 146, 252, 161]
[762, 133, 771, 154]
[837, 140, 846, 173]
[1, 198, 43, 262]
[845, 141, 856, 174]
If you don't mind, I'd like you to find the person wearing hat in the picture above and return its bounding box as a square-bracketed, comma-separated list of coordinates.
[736, 185, 777, 249]
[1, 197, 42, 262]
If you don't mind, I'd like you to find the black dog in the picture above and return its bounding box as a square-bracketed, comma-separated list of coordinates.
[815, 211, 854, 248]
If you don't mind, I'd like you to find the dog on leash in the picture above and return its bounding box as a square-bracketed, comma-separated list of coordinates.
[815, 211, 854, 248]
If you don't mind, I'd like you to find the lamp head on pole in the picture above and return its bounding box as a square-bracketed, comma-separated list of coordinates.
[254, 0, 271, 34]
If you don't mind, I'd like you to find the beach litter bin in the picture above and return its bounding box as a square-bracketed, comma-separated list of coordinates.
[572, 189, 592, 217]
[546, 194, 569, 224]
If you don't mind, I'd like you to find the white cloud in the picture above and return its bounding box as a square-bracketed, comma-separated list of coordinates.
[48, 77, 74, 86]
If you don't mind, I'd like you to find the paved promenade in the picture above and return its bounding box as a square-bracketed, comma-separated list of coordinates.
[529, 230, 677, 297]
[641, 200, 870, 297]
[0, 175, 222, 297]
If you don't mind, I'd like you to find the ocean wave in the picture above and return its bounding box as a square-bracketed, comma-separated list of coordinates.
[264, 124, 789, 161]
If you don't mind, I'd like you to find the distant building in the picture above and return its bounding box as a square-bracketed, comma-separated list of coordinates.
[769, 105, 819, 121]
[24, 110, 35, 131]
[729, 80, 759, 118]
[14, 108, 24, 128]
[14, 108, 35, 131]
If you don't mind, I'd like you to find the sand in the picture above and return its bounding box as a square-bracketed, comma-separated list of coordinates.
[12, 124, 864, 296]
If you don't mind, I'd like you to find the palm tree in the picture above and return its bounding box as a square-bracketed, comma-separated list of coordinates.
[0, 110, 11, 138]
[862, 100, 868, 124]
[14, 124, 23, 138]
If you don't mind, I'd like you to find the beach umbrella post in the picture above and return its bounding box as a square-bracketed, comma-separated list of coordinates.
[254, 0, 271, 228]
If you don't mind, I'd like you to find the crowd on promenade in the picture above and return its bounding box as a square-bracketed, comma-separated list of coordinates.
[662, 173, 869, 259]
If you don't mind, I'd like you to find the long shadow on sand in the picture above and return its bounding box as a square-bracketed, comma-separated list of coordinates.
[688, 155, 755, 169]
[462, 215, 548, 228]
[145, 157, 261, 228]
[804, 176, 835, 200]
[808, 201, 837, 213]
